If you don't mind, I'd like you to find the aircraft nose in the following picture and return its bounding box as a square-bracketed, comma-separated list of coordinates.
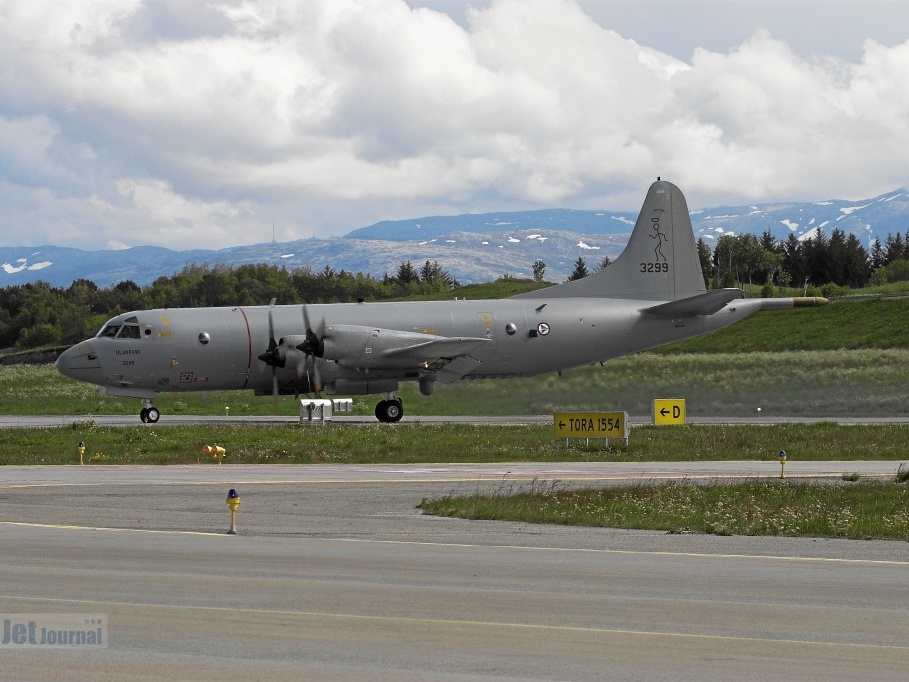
[56, 340, 105, 386]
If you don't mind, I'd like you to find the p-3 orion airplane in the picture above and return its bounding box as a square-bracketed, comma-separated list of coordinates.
[56, 179, 827, 422]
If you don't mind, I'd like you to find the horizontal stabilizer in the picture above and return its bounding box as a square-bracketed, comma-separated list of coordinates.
[644, 288, 743, 317]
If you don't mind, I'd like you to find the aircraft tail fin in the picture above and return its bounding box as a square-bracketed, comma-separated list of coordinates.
[514, 180, 706, 301]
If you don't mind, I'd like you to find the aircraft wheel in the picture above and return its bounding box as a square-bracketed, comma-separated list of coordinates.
[386, 399, 403, 422]
[141, 407, 161, 423]
[375, 399, 404, 423]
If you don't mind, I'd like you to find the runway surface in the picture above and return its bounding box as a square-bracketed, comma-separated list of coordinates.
[2, 461, 908, 680]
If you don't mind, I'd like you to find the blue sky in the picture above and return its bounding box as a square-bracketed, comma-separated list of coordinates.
[1, 0, 907, 251]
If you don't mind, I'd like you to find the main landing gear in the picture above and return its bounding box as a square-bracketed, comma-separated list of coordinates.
[140, 400, 160, 423]
[375, 397, 404, 423]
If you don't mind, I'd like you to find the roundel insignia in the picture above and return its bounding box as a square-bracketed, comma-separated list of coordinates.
[537, 322, 551, 336]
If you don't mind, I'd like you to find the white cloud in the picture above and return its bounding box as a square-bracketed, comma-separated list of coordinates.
[0, 0, 907, 251]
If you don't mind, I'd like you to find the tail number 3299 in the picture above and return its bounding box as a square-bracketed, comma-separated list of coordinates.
[640, 262, 669, 273]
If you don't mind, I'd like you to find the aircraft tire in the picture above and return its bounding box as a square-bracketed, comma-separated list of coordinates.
[375, 399, 404, 423]
[141, 407, 161, 423]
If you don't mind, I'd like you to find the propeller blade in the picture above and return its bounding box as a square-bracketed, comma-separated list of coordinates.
[257, 301, 280, 400]
[296, 303, 326, 395]
[313, 360, 322, 395]
[305, 364, 322, 396]
[257, 306, 286, 367]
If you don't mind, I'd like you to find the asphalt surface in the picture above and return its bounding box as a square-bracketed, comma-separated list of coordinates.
[2, 460, 908, 680]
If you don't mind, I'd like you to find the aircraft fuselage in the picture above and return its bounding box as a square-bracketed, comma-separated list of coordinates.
[56, 296, 767, 399]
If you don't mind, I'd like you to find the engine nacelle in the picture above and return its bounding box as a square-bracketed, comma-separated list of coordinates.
[321, 325, 434, 369]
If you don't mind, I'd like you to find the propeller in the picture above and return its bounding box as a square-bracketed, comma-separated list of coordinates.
[297, 304, 325, 394]
[257, 301, 327, 397]
[256, 300, 282, 398]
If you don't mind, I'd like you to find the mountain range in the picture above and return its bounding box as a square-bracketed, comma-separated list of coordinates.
[2, 188, 906, 289]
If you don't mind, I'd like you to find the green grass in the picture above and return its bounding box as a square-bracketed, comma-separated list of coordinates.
[4, 346, 909, 418]
[2, 422, 909, 466]
[420, 479, 909, 540]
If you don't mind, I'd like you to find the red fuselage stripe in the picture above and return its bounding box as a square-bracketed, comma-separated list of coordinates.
[237, 307, 253, 389]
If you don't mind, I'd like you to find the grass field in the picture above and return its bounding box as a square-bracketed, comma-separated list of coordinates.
[420, 477, 909, 540]
[2, 421, 908, 466]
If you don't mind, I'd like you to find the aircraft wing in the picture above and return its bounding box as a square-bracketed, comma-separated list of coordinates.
[377, 335, 488, 382]
[643, 288, 743, 317]
[380, 336, 490, 361]
[322, 324, 490, 371]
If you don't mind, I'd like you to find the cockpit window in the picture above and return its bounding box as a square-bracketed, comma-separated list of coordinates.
[118, 325, 141, 339]
[98, 323, 141, 339]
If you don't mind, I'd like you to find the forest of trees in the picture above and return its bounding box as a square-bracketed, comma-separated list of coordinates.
[2, 225, 909, 353]
[703, 226, 909, 294]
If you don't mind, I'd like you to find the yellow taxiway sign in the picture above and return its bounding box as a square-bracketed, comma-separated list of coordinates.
[553, 411, 628, 439]
[652, 399, 686, 425]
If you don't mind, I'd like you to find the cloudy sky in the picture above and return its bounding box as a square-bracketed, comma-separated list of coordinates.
[1, 0, 907, 251]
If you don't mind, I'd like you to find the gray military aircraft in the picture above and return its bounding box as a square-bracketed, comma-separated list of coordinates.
[56, 179, 827, 422]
